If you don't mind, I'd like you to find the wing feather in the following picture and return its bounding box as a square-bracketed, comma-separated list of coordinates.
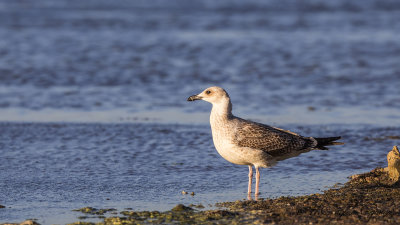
[233, 119, 308, 157]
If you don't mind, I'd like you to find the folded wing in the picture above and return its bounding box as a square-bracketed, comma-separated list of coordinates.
[233, 119, 312, 157]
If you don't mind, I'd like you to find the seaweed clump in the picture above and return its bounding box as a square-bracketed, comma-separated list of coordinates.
[70, 204, 240, 225]
[103, 206, 239, 224]
[72, 207, 117, 215]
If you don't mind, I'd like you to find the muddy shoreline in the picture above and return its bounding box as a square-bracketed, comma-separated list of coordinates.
[66, 168, 399, 225]
[65, 168, 398, 225]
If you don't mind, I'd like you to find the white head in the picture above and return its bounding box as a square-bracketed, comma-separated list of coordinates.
[188, 86, 233, 116]
[187, 86, 230, 105]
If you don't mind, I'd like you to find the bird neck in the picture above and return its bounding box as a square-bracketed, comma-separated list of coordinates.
[210, 98, 233, 122]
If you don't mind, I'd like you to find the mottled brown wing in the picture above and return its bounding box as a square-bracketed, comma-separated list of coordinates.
[234, 120, 306, 157]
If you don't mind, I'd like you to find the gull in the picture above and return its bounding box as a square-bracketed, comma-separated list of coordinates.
[187, 86, 342, 200]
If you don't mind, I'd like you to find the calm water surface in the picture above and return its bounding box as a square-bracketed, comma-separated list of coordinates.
[0, 0, 399, 224]
[1, 123, 399, 224]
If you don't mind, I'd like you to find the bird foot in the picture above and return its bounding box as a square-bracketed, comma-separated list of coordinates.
[247, 193, 252, 200]
[247, 192, 261, 201]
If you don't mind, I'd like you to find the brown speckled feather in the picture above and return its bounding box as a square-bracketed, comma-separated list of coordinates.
[233, 118, 313, 157]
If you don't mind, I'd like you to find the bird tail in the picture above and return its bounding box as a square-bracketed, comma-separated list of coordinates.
[314, 136, 343, 150]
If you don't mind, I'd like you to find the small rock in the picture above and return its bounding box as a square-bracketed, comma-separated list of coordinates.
[72, 207, 116, 215]
[350, 174, 360, 180]
[171, 204, 193, 212]
[189, 204, 205, 209]
[387, 146, 400, 181]
[19, 220, 40, 225]
[0, 220, 40, 225]
[73, 207, 97, 214]
[307, 106, 316, 111]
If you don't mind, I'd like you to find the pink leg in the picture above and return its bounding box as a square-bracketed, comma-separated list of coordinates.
[255, 167, 260, 200]
[247, 166, 253, 200]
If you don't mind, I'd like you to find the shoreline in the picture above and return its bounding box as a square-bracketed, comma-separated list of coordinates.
[3, 147, 400, 225]
[5, 167, 399, 225]
[76, 167, 400, 225]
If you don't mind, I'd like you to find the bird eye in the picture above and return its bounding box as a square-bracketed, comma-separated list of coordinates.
[206, 90, 211, 95]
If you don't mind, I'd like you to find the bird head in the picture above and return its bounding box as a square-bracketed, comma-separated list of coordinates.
[187, 86, 230, 105]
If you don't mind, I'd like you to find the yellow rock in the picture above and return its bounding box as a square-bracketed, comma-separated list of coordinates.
[387, 146, 400, 181]
[1, 220, 40, 225]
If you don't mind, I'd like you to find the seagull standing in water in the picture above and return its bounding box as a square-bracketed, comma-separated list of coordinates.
[187, 86, 342, 200]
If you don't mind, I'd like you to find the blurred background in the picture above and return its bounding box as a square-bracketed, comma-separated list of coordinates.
[1, 0, 400, 224]
[0, 0, 399, 123]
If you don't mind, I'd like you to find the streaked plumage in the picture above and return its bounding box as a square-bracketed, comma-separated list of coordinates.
[234, 119, 314, 157]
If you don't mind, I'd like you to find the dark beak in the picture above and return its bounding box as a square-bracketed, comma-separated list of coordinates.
[187, 94, 202, 101]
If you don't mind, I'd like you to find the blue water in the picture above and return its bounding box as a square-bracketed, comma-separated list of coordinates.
[0, 0, 400, 224]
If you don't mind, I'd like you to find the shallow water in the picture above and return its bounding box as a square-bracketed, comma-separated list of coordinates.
[0, 0, 400, 224]
[1, 122, 399, 224]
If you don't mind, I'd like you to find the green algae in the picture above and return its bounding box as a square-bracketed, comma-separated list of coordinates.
[102, 209, 239, 225]
[77, 216, 89, 220]
[73, 207, 117, 215]
[73, 204, 241, 225]
[67, 222, 96, 225]
[188, 204, 205, 209]
[171, 204, 193, 212]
